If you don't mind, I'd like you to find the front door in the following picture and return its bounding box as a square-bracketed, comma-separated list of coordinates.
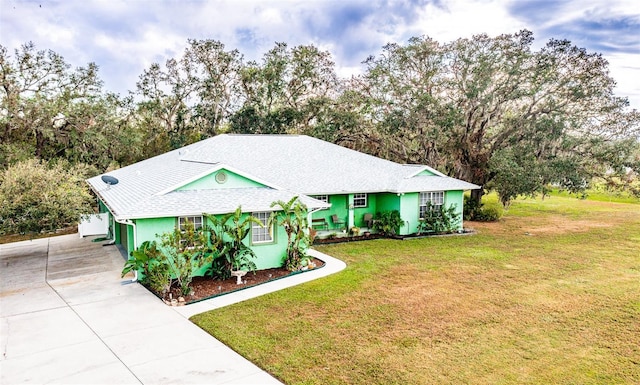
[119, 222, 129, 252]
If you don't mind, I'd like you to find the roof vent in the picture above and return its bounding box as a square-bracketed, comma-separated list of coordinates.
[215, 171, 228, 184]
[101, 175, 119, 185]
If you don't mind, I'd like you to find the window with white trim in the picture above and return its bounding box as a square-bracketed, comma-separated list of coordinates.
[252, 212, 273, 244]
[419, 191, 444, 219]
[177, 216, 203, 250]
[178, 216, 203, 231]
[312, 195, 329, 203]
[353, 193, 367, 208]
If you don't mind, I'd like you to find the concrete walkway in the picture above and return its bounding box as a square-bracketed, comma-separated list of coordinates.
[1, 234, 346, 384]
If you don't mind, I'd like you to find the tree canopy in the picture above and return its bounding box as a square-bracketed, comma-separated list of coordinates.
[1, 31, 639, 232]
[343, 30, 640, 205]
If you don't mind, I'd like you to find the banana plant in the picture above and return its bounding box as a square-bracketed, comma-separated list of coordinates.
[269, 196, 310, 271]
[204, 206, 261, 279]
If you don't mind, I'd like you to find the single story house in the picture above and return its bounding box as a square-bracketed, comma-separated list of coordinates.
[87, 134, 479, 270]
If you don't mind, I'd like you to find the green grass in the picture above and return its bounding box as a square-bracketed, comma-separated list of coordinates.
[547, 188, 640, 205]
[192, 195, 640, 384]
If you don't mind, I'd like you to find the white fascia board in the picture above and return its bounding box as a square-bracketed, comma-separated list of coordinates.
[303, 190, 390, 196]
[155, 163, 284, 196]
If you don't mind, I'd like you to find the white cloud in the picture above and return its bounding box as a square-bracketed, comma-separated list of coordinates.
[0, 0, 638, 109]
[607, 53, 640, 109]
[412, 0, 526, 42]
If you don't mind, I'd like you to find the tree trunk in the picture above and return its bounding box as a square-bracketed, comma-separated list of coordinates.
[470, 187, 485, 207]
[35, 130, 46, 159]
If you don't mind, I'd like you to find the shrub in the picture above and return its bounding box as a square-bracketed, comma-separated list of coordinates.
[0, 159, 94, 234]
[122, 241, 171, 295]
[474, 206, 502, 221]
[464, 195, 503, 222]
[373, 210, 404, 236]
[160, 220, 214, 296]
[418, 203, 461, 234]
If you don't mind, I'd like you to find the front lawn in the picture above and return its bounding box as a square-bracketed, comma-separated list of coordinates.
[192, 195, 640, 384]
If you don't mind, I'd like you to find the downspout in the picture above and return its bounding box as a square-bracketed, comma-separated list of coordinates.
[307, 209, 324, 223]
[307, 207, 324, 232]
[114, 217, 138, 283]
[307, 207, 326, 242]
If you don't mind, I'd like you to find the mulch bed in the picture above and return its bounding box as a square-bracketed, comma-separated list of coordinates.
[157, 257, 325, 305]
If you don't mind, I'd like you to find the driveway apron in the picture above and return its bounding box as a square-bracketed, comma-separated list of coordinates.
[1, 234, 282, 384]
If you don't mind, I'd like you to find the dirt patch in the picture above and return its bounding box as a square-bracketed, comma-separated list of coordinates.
[470, 216, 614, 236]
[524, 218, 613, 235]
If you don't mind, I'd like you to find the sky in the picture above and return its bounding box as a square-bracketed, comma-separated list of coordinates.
[1, 0, 639, 109]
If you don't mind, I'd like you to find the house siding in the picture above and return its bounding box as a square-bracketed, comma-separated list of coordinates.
[398, 193, 419, 235]
[444, 190, 464, 230]
[352, 194, 377, 228]
[313, 194, 349, 230]
[310, 190, 465, 235]
[177, 169, 265, 191]
[132, 213, 290, 275]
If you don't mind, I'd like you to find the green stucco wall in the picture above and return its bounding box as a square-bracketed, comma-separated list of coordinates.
[135, 217, 176, 248]
[310, 190, 465, 235]
[312, 194, 349, 230]
[399, 193, 420, 235]
[133, 213, 290, 275]
[444, 190, 464, 229]
[377, 193, 401, 212]
[353, 194, 377, 228]
[177, 169, 265, 191]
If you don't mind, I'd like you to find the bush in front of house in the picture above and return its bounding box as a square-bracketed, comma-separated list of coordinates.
[372, 210, 404, 236]
[417, 203, 461, 234]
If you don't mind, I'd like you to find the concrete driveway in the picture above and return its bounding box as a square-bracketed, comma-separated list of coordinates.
[0, 234, 282, 384]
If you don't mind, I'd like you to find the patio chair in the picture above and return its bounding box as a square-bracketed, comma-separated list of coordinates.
[363, 213, 374, 229]
[331, 214, 345, 229]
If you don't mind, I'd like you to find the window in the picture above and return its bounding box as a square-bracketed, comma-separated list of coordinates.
[419, 191, 444, 219]
[178, 216, 203, 231]
[312, 195, 329, 210]
[312, 195, 329, 203]
[353, 193, 367, 208]
[252, 212, 273, 244]
[177, 216, 203, 250]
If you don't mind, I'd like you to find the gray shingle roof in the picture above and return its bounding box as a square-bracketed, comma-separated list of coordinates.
[125, 188, 327, 220]
[88, 134, 479, 219]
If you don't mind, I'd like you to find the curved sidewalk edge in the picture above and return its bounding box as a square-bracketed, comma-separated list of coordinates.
[172, 249, 347, 319]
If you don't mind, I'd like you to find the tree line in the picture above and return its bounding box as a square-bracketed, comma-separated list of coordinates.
[1, 30, 639, 233]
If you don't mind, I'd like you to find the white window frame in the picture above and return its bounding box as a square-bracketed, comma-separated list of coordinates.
[252, 212, 273, 244]
[419, 191, 444, 219]
[177, 216, 203, 250]
[312, 195, 329, 210]
[312, 195, 329, 203]
[353, 193, 367, 208]
[178, 215, 203, 231]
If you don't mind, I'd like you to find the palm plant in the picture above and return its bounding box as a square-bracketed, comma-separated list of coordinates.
[269, 196, 310, 271]
[204, 206, 261, 279]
